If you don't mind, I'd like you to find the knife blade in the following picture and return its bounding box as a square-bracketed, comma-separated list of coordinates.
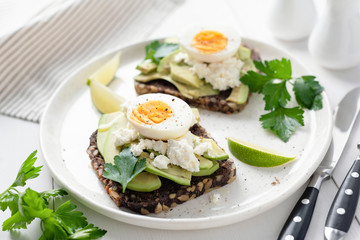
[278, 87, 360, 240]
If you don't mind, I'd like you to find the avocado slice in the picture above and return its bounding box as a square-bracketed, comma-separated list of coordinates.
[134, 73, 218, 99]
[97, 112, 127, 160]
[127, 172, 161, 192]
[226, 84, 249, 104]
[192, 161, 219, 177]
[197, 155, 213, 170]
[136, 61, 158, 74]
[236, 46, 252, 61]
[140, 152, 192, 186]
[202, 139, 229, 161]
[170, 63, 203, 88]
[157, 49, 180, 74]
[97, 112, 128, 163]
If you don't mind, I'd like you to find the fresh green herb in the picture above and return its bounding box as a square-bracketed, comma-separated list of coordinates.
[0, 150, 107, 239]
[103, 147, 146, 192]
[144, 40, 179, 64]
[240, 58, 323, 142]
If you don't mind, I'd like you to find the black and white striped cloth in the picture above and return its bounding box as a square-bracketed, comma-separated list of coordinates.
[0, 0, 180, 122]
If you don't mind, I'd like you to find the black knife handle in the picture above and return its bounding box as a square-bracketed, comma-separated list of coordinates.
[325, 159, 360, 233]
[278, 187, 319, 240]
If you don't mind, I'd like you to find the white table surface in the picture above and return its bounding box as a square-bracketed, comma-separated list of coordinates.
[2, 0, 360, 239]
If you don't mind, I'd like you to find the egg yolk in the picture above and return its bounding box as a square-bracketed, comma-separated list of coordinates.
[191, 30, 228, 54]
[130, 100, 173, 125]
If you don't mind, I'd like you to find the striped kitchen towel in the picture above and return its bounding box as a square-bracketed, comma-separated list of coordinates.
[0, 0, 181, 122]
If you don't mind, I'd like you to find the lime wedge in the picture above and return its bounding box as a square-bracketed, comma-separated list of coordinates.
[227, 137, 296, 167]
[90, 79, 125, 114]
[88, 52, 121, 85]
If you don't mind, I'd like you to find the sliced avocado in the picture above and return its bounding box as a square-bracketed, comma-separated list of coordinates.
[134, 73, 218, 99]
[97, 112, 127, 159]
[191, 108, 200, 122]
[157, 49, 180, 74]
[226, 84, 249, 104]
[97, 112, 128, 163]
[236, 46, 252, 61]
[202, 139, 229, 161]
[127, 172, 161, 192]
[192, 161, 219, 177]
[136, 61, 157, 74]
[170, 63, 203, 88]
[197, 155, 213, 170]
[140, 152, 192, 186]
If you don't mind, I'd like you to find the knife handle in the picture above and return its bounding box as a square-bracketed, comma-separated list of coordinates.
[325, 159, 360, 236]
[278, 186, 319, 240]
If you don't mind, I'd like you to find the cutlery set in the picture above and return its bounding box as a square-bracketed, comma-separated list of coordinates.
[279, 87, 360, 240]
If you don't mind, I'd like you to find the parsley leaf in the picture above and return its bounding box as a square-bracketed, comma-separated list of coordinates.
[145, 40, 179, 64]
[1, 151, 107, 239]
[240, 58, 324, 142]
[262, 80, 290, 110]
[293, 76, 324, 110]
[240, 70, 271, 93]
[260, 107, 304, 142]
[104, 147, 146, 192]
[11, 150, 42, 188]
[0, 189, 19, 214]
[2, 209, 34, 230]
[21, 188, 53, 219]
[68, 224, 108, 239]
[53, 200, 88, 235]
[40, 216, 68, 240]
[40, 189, 68, 205]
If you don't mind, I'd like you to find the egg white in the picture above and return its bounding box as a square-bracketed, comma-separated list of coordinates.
[179, 26, 241, 63]
[127, 93, 196, 140]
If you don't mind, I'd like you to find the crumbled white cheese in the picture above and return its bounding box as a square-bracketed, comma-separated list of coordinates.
[189, 57, 244, 91]
[113, 128, 139, 147]
[167, 138, 200, 172]
[210, 193, 221, 204]
[194, 141, 211, 156]
[152, 155, 170, 169]
[173, 52, 189, 63]
[130, 138, 168, 156]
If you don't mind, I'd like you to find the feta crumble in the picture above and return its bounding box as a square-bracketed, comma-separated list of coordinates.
[113, 128, 139, 147]
[130, 138, 168, 156]
[167, 138, 200, 172]
[173, 52, 189, 63]
[188, 56, 244, 91]
[152, 155, 171, 169]
[194, 141, 211, 156]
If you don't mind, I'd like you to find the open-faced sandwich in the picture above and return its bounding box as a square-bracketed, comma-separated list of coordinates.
[87, 93, 236, 214]
[134, 26, 261, 114]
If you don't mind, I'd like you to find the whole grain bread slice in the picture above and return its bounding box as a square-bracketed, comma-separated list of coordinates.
[86, 123, 236, 215]
[134, 45, 261, 114]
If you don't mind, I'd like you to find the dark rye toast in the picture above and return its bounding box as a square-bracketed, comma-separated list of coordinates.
[87, 123, 236, 215]
[134, 45, 261, 114]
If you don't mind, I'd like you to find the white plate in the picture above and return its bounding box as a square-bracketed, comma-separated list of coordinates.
[40, 38, 333, 230]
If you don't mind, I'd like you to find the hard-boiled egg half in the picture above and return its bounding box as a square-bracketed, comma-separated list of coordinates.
[127, 93, 196, 140]
[179, 26, 241, 63]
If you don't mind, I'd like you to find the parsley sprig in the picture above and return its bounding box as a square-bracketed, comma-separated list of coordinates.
[240, 58, 323, 142]
[144, 40, 179, 64]
[103, 147, 146, 192]
[0, 150, 107, 239]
